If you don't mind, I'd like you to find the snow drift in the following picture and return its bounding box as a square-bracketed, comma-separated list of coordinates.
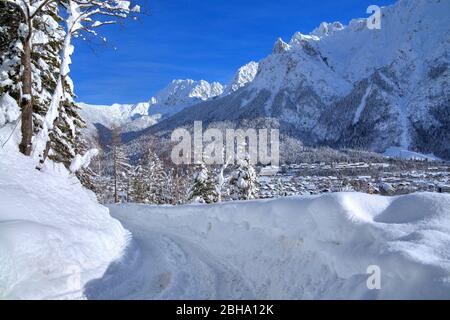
[89, 192, 450, 299]
[0, 125, 129, 299]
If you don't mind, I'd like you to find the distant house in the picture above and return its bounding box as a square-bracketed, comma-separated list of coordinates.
[118, 191, 128, 202]
[260, 166, 280, 176]
[437, 185, 450, 193]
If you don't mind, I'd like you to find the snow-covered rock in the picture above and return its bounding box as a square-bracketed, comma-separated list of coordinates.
[154, 79, 223, 107]
[87, 192, 450, 299]
[225, 61, 259, 93]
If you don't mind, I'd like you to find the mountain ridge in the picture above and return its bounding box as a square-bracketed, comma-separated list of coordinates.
[128, 0, 449, 159]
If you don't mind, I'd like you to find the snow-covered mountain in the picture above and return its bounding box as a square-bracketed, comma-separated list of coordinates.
[224, 61, 259, 94]
[153, 79, 224, 107]
[79, 79, 224, 135]
[79, 62, 259, 142]
[142, 0, 449, 159]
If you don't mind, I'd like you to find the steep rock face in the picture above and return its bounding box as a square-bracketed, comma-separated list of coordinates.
[140, 0, 449, 159]
[225, 61, 259, 94]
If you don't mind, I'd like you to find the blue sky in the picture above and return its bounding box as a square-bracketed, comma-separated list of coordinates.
[72, 0, 395, 105]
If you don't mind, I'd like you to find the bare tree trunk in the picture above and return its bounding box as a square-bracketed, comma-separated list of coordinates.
[114, 145, 119, 203]
[19, 34, 33, 155]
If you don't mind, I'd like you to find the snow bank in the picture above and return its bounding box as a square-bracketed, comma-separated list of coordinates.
[104, 192, 450, 299]
[0, 93, 20, 126]
[0, 127, 129, 299]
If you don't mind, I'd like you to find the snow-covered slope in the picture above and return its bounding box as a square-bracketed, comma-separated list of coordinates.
[224, 61, 259, 94]
[383, 146, 441, 161]
[154, 79, 224, 107]
[146, 0, 450, 159]
[86, 192, 450, 299]
[0, 125, 129, 299]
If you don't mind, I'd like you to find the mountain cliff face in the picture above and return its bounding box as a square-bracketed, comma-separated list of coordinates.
[138, 0, 449, 159]
[224, 61, 259, 94]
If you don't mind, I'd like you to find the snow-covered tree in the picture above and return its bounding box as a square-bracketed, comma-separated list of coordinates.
[229, 156, 258, 200]
[0, 1, 22, 105]
[129, 148, 167, 204]
[188, 163, 219, 204]
[0, 0, 141, 194]
[170, 165, 193, 205]
[111, 125, 131, 203]
[216, 147, 232, 201]
[32, 0, 141, 165]
[30, 3, 89, 171]
[1, 0, 140, 161]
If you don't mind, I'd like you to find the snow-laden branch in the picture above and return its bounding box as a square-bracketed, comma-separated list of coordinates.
[69, 148, 99, 172]
[32, 0, 141, 163]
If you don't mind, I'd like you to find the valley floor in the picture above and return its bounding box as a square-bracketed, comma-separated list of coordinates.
[85, 193, 450, 299]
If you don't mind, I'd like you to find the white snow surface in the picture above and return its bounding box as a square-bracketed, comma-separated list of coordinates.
[224, 61, 259, 94]
[384, 146, 441, 161]
[85, 192, 450, 300]
[0, 93, 20, 126]
[353, 84, 372, 125]
[0, 126, 129, 299]
[1, 120, 450, 299]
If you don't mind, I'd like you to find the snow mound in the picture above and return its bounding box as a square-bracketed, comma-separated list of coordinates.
[95, 192, 450, 299]
[0, 141, 129, 299]
[0, 93, 20, 126]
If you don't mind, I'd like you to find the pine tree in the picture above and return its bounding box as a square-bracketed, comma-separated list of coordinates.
[170, 165, 193, 205]
[1, 1, 93, 186]
[0, 1, 22, 103]
[188, 163, 219, 204]
[3, 0, 140, 156]
[229, 156, 259, 200]
[111, 126, 131, 203]
[32, 4, 89, 172]
[129, 164, 149, 203]
[129, 148, 166, 204]
[216, 147, 232, 202]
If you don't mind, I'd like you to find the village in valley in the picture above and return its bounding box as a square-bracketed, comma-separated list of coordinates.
[91, 139, 450, 204]
[259, 160, 450, 198]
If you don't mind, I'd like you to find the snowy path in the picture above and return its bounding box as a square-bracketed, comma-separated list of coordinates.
[84, 212, 254, 299]
[82, 193, 450, 300]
